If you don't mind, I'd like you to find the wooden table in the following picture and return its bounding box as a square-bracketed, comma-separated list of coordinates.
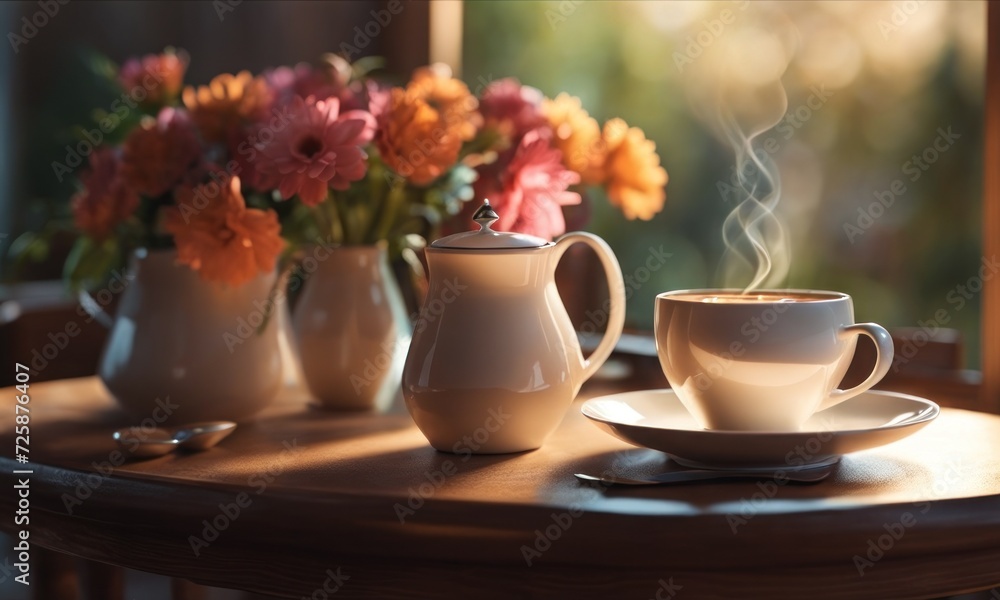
[2, 377, 999, 599]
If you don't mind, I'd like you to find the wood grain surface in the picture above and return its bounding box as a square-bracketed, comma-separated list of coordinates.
[1, 377, 999, 599]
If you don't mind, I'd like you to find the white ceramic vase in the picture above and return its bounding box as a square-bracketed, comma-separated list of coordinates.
[292, 244, 411, 411]
[95, 249, 283, 424]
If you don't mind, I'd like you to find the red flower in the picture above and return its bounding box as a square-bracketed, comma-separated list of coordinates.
[71, 148, 139, 241]
[118, 51, 188, 106]
[121, 108, 202, 197]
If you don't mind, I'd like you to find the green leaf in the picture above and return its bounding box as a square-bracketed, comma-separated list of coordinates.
[351, 56, 387, 80]
[63, 236, 122, 292]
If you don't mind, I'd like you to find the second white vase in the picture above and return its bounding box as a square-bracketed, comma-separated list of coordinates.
[292, 244, 411, 411]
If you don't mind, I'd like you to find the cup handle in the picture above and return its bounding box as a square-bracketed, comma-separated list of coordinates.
[78, 290, 114, 329]
[552, 232, 626, 383]
[818, 323, 894, 411]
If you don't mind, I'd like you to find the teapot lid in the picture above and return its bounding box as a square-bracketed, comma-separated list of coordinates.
[431, 199, 549, 249]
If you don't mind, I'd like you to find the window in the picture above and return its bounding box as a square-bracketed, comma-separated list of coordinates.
[463, 1, 994, 408]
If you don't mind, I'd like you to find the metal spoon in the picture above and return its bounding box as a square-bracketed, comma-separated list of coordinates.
[171, 421, 238, 450]
[112, 428, 180, 458]
[575, 459, 838, 486]
[112, 421, 237, 459]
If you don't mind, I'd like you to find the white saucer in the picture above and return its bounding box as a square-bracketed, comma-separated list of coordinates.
[581, 389, 939, 469]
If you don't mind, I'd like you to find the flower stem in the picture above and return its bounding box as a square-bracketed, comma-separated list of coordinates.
[372, 178, 407, 244]
[317, 191, 343, 246]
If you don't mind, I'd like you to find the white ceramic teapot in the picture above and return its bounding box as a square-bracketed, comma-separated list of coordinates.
[402, 200, 626, 454]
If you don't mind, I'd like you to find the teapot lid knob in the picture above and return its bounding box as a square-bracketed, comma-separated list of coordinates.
[429, 198, 549, 249]
[472, 199, 499, 231]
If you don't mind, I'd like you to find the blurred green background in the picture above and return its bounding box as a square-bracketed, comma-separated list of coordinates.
[464, 0, 985, 367]
[3, 1, 986, 368]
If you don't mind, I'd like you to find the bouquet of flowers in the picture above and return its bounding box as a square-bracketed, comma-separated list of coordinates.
[45, 49, 668, 289]
[458, 77, 668, 239]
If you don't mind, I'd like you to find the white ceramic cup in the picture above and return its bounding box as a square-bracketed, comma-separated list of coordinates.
[654, 289, 894, 431]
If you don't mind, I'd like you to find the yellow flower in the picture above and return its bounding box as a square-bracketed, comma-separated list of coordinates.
[601, 118, 667, 220]
[407, 64, 479, 142]
[182, 71, 273, 143]
[542, 93, 603, 185]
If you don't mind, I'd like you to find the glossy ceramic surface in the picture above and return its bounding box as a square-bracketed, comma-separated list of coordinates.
[98, 250, 282, 423]
[403, 230, 626, 454]
[582, 389, 939, 469]
[293, 245, 410, 411]
[655, 289, 894, 431]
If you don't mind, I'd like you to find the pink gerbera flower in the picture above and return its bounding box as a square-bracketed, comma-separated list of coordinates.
[256, 96, 376, 205]
[479, 78, 549, 143]
[473, 128, 581, 241]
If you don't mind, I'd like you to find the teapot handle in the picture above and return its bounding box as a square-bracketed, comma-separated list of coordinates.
[552, 232, 626, 383]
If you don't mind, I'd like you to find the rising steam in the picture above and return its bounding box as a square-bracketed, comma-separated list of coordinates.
[717, 94, 791, 294]
[676, 6, 796, 293]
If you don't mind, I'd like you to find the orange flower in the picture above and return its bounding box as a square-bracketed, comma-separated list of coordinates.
[182, 71, 273, 143]
[375, 65, 479, 186]
[71, 147, 139, 241]
[407, 64, 479, 141]
[163, 176, 285, 287]
[600, 118, 667, 221]
[121, 108, 202, 198]
[542, 93, 603, 185]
